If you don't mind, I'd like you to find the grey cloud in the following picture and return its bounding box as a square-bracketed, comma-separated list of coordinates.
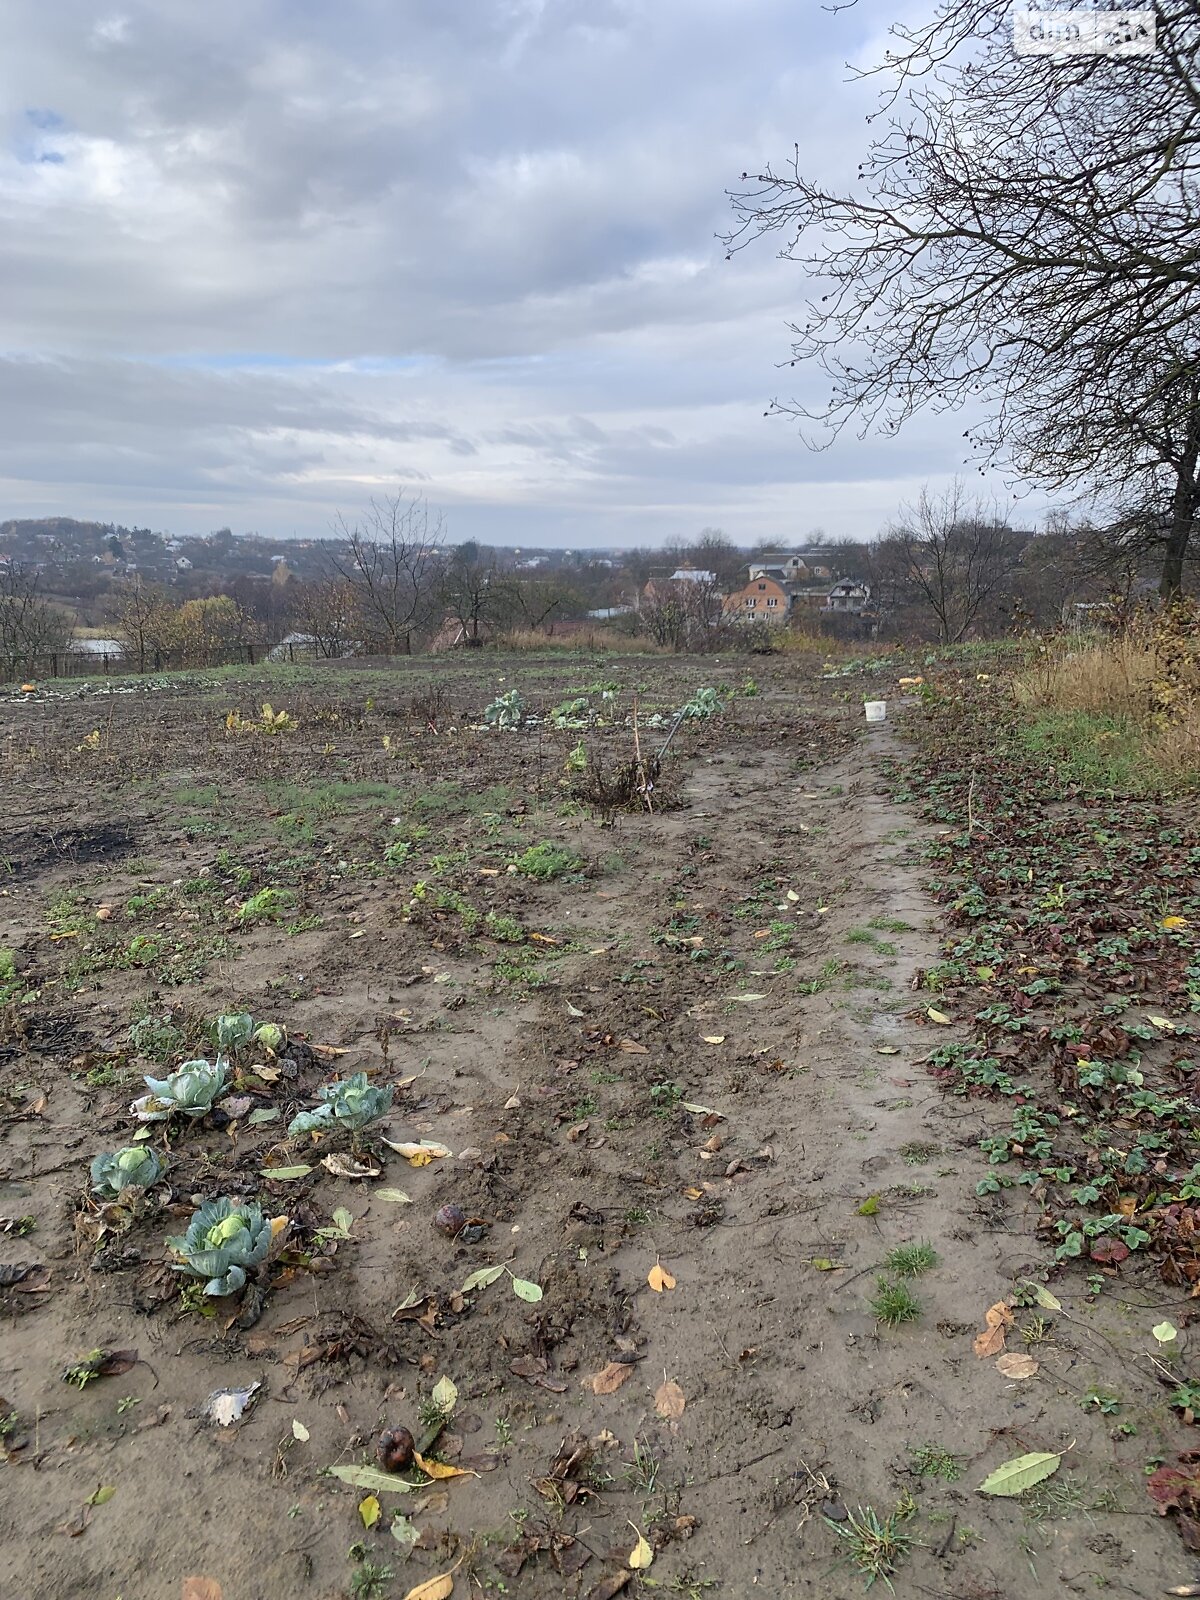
[0, 0, 1045, 543]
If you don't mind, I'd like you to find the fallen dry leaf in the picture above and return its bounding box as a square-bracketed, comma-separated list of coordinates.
[647, 1262, 677, 1293]
[182, 1582, 223, 1600]
[585, 1575, 632, 1600]
[617, 1039, 648, 1054]
[628, 1527, 654, 1570]
[701, 1035, 726, 1045]
[321, 1152, 380, 1179]
[414, 1451, 477, 1481]
[973, 1301, 1014, 1358]
[401, 1572, 455, 1600]
[654, 1379, 686, 1419]
[590, 1362, 634, 1396]
[995, 1352, 1039, 1380]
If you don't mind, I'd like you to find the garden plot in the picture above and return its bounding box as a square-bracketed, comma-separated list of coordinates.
[0, 650, 1196, 1599]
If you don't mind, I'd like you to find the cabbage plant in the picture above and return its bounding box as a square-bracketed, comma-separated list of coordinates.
[288, 1072, 393, 1138]
[252, 1021, 285, 1052]
[680, 687, 724, 720]
[166, 1197, 273, 1296]
[213, 1012, 254, 1053]
[483, 689, 525, 729]
[131, 1058, 229, 1121]
[90, 1145, 166, 1199]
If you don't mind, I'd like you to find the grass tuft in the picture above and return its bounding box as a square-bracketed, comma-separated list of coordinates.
[825, 1501, 915, 1590]
[883, 1241, 939, 1278]
[870, 1276, 922, 1327]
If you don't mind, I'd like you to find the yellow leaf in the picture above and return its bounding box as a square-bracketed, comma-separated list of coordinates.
[360, 1494, 381, 1528]
[1148, 1015, 1176, 1031]
[786, 890, 800, 902]
[701, 1035, 726, 1045]
[414, 1451, 478, 1481]
[1162, 916, 1189, 930]
[927, 1007, 952, 1025]
[269, 1215, 290, 1239]
[654, 1379, 686, 1419]
[291, 1418, 310, 1441]
[401, 1573, 455, 1600]
[383, 1139, 452, 1165]
[682, 1186, 704, 1201]
[647, 1262, 676, 1293]
[628, 1527, 654, 1570]
[431, 1375, 458, 1412]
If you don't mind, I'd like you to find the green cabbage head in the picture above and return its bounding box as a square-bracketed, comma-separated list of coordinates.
[213, 1012, 254, 1053]
[252, 1022, 286, 1052]
[166, 1197, 273, 1296]
[90, 1145, 166, 1199]
[131, 1058, 229, 1121]
[288, 1072, 393, 1137]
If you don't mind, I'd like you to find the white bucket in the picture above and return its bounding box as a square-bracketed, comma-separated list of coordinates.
[864, 700, 887, 723]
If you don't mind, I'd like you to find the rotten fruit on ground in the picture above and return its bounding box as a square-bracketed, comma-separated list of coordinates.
[433, 1204, 467, 1239]
[377, 1426, 416, 1472]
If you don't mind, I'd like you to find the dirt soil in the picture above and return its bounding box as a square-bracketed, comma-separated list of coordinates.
[0, 650, 1196, 1600]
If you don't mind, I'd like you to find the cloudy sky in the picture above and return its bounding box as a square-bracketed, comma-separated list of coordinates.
[0, 1, 1049, 548]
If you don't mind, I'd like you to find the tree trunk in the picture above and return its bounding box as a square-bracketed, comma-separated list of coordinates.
[1161, 411, 1200, 602]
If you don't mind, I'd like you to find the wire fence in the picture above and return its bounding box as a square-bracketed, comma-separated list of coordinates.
[0, 644, 266, 684]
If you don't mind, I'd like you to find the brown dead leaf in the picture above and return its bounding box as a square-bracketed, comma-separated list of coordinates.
[590, 1362, 634, 1396]
[510, 1355, 567, 1392]
[973, 1301, 1014, 1358]
[60, 1503, 92, 1538]
[586, 1574, 632, 1600]
[654, 1379, 686, 1419]
[647, 1262, 676, 1293]
[995, 1352, 1039, 1379]
[182, 1580, 223, 1600]
[617, 1039, 648, 1054]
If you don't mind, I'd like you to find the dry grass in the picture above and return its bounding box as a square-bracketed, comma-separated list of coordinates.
[1146, 699, 1200, 787]
[492, 627, 666, 654]
[1015, 622, 1200, 791]
[772, 626, 884, 656]
[1015, 629, 1160, 717]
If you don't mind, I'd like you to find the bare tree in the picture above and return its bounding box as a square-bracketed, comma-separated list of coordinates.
[880, 483, 1026, 642]
[331, 491, 445, 654]
[110, 577, 178, 670]
[724, 0, 1200, 597]
[291, 578, 360, 658]
[438, 546, 498, 646]
[490, 572, 586, 634]
[638, 572, 727, 651]
[0, 564, 70, 670]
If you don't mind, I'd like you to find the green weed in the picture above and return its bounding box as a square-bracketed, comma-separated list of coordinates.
[870, 1278, 922, 1327]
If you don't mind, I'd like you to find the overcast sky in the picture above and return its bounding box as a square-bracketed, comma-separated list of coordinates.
[0, 1, 1052, 548]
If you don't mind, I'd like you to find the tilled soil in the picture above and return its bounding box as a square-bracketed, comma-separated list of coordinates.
[0, 655, 1195, 1599]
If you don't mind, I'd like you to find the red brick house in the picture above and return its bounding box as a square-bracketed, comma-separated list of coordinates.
[723, 575, 792, 624]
